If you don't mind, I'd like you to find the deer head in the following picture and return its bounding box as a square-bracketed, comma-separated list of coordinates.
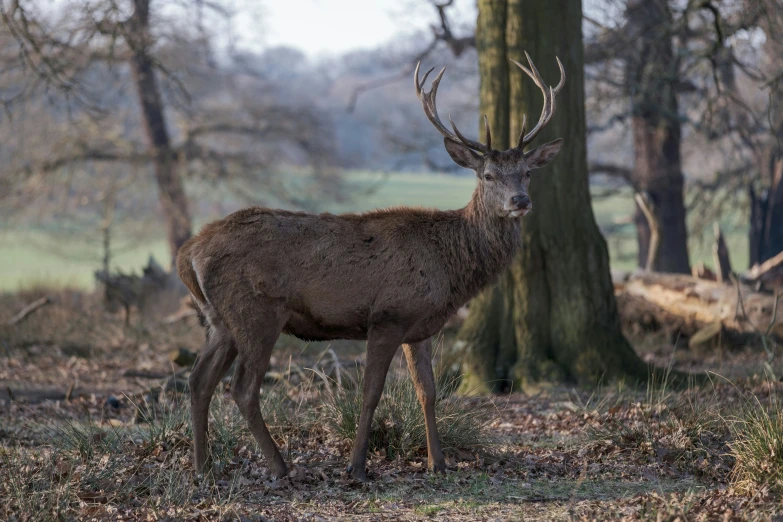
[415, 52, 565, 218]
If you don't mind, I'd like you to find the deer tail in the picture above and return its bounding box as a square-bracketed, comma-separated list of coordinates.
[176, 240, 207, 305]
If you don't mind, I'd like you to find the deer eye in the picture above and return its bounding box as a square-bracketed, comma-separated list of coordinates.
[483, 174, 494, 182]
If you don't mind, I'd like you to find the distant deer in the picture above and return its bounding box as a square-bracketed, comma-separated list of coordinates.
[177, 52, 565, 481]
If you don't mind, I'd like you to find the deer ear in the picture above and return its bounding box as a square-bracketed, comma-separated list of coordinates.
[444, 137, 482, 171]
[525, 138, 563, 170]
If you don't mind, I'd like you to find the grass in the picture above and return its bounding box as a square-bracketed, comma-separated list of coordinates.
[1, 170, 750, 290]
[1, 388, 263, 521]
[728, 391, 783, 497]
[584, 373, 729, 480]
[0, 361, 498, 521]
[322, 367, 495, 460]
[6, 364, 780, 517]
[2, 278, 782, 519]
[0, 228, 171, 291]
[3, 362, 783, 519]
[580, 368, 783, 505]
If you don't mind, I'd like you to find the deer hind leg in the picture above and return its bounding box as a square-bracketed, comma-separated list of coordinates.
[347, 328, 403, 481]
[229, 311, 288, 479]
[189, 313, 237, 474]
[402, 338, 446, 473]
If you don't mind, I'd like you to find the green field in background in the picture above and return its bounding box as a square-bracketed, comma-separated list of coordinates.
[0, 171, 749, 291]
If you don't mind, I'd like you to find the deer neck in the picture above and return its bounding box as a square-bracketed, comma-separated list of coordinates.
[447, 185, 522, 302]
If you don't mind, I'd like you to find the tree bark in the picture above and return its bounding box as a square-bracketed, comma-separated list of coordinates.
[129, 0, 192, 265]
[755, 22, 783, 264]
[713, 223, 733, 283]
[459, 0, 649, 393]
[760, 157, 783, 262]
[750, 127, 783, 266]
[477, 0, 509, 150]
[626, 0, 690, 274]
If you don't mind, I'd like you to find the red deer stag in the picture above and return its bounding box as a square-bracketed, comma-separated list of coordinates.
[177, 52, 565, 481]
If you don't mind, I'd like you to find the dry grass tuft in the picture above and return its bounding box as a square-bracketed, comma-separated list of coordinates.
[322, 368, 497, 460]
[728, 393, 783, 498]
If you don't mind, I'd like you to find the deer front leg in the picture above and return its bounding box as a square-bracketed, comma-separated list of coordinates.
[347, 329, 401, 481]
[402, 338, 446, 473]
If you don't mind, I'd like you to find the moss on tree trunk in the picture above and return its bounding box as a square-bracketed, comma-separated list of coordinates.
[459, 0, 649, 393]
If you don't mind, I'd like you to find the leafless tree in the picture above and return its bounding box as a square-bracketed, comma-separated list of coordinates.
[687, 0, 783, 266]
[0, 0, 338, 267]
[588, 0, 783, 269]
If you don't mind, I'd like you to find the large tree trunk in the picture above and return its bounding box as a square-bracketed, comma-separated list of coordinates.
[458, 0, 648, 393]
[749, 31, 783, 266]
[626, 0, 690, 274]
[749, 169, 783, 267]
[129, 0, 192, 265]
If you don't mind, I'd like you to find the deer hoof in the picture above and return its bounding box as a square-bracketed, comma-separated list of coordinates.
[429, 460, 447, 474]
[346, 465, 368, 482]
[270, 462, 288, 479]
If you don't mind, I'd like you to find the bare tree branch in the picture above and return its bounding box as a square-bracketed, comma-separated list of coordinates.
[346, 0, 473, 112]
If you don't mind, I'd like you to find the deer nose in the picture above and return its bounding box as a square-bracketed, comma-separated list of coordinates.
[511, 194, 531, 209]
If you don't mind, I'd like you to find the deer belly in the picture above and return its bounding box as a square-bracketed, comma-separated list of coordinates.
[402, 311, 454, 343]
[283, 310, 369, 341]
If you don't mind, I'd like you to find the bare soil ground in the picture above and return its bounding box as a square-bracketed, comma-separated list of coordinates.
[1, 288, 782, 521]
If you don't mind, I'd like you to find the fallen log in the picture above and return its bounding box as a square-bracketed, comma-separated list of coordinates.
[616, 272, 782, 349]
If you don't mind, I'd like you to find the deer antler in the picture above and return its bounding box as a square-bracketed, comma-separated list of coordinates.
[510, 52, 566, 150]
[415, 62, 492, 154]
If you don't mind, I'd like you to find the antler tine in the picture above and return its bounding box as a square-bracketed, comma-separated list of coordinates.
[554, 56, 566, 93]
[414, 62, 491, 154]
[510, 52, 566, 149]
[548, 85, 557, 123]
[516, 114, 527, 149]
[447, 114, 489, 153]
[415, 64, 456, 139]
[523, 51, 545, 87]
[483, 114, 491, 151]
[414, 62, 435, 96]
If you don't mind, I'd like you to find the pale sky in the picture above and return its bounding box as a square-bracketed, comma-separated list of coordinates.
[239, 0, 477, 57]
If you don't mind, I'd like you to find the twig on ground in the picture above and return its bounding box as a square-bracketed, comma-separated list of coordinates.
[6, 297, 51, 326]
[122, 369, 169, 379]
[65, 381, 76, 402]
[162, 308, 197, 325]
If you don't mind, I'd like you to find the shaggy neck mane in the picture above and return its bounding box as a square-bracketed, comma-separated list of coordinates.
[439, 183, 522, 307]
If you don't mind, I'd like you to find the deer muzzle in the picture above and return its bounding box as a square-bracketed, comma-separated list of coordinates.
[505, 194, 532, 217]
